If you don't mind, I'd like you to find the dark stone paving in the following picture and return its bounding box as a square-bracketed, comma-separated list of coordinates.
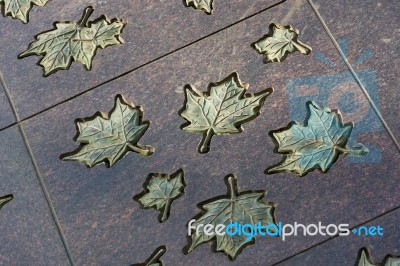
[0, 0, 282, 121]
[276, 208, 400, 266]
[18, 0, 400, 265]
[0, 79, 15, 129]
[313, 0, 400, 142]
[0, 126, 69, 265]
[0, 0, 399, 265]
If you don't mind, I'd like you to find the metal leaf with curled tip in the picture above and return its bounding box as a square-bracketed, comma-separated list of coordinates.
[267, 101, 368, 176]
[253, 23, 312, 63]
[185, 174, 276, 260]
[134, 169, 185, 223]
[130, 246, 166, 266]
[0, 0, 50, 23]
[356, 248, 400, 266]
[60, 95, 154, 168]
[184, 0, 214, 14]
[0, 194, 13, 210]
[179, 72, 272, 153]
[19, 6, 125, 76]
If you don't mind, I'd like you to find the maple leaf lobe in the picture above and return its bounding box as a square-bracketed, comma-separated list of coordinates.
[0, 0, 50, 23]
[184, 0, 214, 14]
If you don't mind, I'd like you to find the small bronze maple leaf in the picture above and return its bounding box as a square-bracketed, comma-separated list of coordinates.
[0, 0, 51, 23]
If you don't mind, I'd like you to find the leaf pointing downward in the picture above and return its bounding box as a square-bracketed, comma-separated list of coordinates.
[267, 101, 368, 176]
[61, 95, 154, 168]
[19, 6, 125, 76]
[184, 0, 214, 14]
[180, 72, 272, 153]
[0, 0, 50, 23]
[186, 174, 276, 260]
[254, 23, 312, 63]
[134, 169, 185, 223]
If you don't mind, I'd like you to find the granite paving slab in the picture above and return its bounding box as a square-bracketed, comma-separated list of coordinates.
[0, 75, 15, 129]
[312, 0, 400, 143]
[20, 0, 400, 265]
[0, 126, 70, 265]
[276, 208, 400, 266]
[0, 0, 283, 122]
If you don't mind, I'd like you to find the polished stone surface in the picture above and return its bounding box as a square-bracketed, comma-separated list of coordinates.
[0, 126, 70, 265]
[20, 0, 400, 265]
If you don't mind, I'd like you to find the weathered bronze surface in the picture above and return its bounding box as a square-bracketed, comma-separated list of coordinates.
[131, 246, 166, 266]
[184, 0, 214, 14]
[0, 0, 50, 23]
[268, 101, 368, 176]
[185, 174, 276, 260]
[180, 72, 272, 153]
[60, 94, 154, 168]
[19, 6, 126, 76]
[356, 248, 400, 266]
[253, 23, 312, 63]
[0, 194, 13, 210]
[134, 169, 185, 223]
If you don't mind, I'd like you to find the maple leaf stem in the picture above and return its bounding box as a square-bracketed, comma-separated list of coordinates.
[126, 143, 154, 156]
[147, 246, 166, 265]
[200, 129, 214, 153]
[161, 199, 171, 222]
[79, 6, 94, 27]
[227, 176, 237, 200]
[291, 41, 310, 55]
[336, 144, 369, 157]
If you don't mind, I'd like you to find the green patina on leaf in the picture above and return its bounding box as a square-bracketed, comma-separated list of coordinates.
[131, 246, 166, 266]
[267, 101, 368, 176]
[184, 0, 214, 14]
[180, 72, 272, 153]
[135, 169, 185, 223]
[61, 95, 154, 168]
[0, 194, 13, 210]
[0, 0, 50, 23]
[19, 6, 125, 76]
[356, 248, 400, 266]
[186, 174, 276, 260]
[254, 23, 312, 63]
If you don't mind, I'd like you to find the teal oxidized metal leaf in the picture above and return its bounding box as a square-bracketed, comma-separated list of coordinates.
[180, 72, 273, 153]
[253, 23, 311, 63]
[61, 95, 154, 168]
[0, 0, 50, 23]
[19, 6, 126, 76]
[134, 169, 185, 223]
[184, 0, 214, 14]
[131, 246, 166, 266]
[0, 194, 13, 210]
[186, 174, 276, 260]
[268, 101, 368, 176]
[356, 248, 400, 266]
